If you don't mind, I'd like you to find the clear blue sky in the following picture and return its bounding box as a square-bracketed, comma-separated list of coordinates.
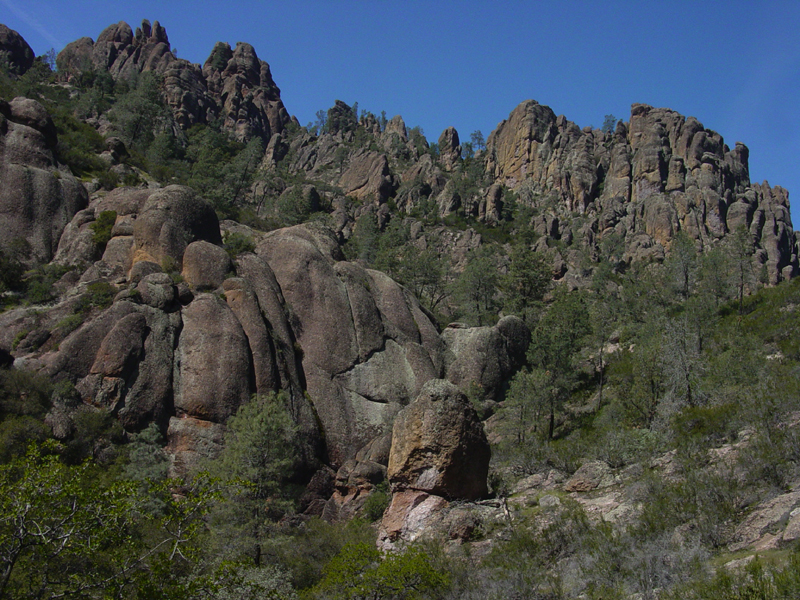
[3, 0, 798, 229]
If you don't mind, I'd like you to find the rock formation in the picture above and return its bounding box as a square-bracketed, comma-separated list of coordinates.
[0, 97, 87, 262]
[57, 19, 291, 142]
[378, 379, 490, 549]
[0, 24, 34, 76]
[442, 315, 531, 403]
[386, 379, 490, 500]
[485, 100, 799, 283]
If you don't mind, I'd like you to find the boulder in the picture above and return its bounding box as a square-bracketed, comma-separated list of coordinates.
[181, 240, 232, 290]
[132, 185, 222, 269]
[174, 293, 251, 423]
[387, 379, 490, 500]
[257, 224, 445, 466]
[0, 25, 34, 76]
[0, 97, 87, 262]
[377, 490, 448, 551]
[443, 315, 530, 402]
[338, 151, 398, 203]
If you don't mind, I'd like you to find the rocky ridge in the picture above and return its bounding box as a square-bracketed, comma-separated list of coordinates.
[56, 19, 291, 142]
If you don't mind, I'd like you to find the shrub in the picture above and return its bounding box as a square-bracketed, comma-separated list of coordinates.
[361, 482, 390, 522]
[223, 232, 256, 259]
[90, 210, 117, 248]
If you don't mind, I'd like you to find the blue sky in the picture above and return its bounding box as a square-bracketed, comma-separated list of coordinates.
[2, 0, 798, 228]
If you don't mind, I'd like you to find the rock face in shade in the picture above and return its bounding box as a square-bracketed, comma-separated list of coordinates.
[0, 98, 88, 262]
[443, 316, 530, 403]
[0, 25, 34, 76]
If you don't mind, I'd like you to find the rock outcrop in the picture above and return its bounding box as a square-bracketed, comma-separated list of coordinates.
[0, 97, 88, 262]
[443, 316, 530, 403]
[57, 19, 290, 142]
[387, 379, 490, 499]
[0, 25, 34, 76]
[485, 100, 799, 284]
[3, 179, 486, 474]
[378, 379, 490, 549]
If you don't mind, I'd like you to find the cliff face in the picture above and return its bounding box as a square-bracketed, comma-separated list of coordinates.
[484, 100, 798, 283]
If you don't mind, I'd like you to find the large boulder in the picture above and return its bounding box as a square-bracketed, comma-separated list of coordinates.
[257, 224, 444, 466]
[174, 293, 251, 423]
[443, 315, 530, 402]
[387, 379, 490, 500]
[0, 25, 34, 76]
[338, 150, 398, 203]
[132, 185, 221, 269]
[181, 240, 232, 290]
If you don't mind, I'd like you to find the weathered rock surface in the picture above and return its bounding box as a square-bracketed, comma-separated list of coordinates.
[257, 224, 445, 465]
[0, 25, 34, 76]
[57, 19, 290, 143]
[132, 185, 222, 268]
[443, 315, 530, 402]
[174, 293, 251, 423]
[438, 127, 461, 172]
[181, 240, 232, 290]
[387, 379, 490, 500]
[0, 97, 88, 262]
[485, 100, 799, 284]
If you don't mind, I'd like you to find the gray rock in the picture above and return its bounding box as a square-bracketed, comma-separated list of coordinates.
[174, 293, 251, 423]
[132, 185, 221, 269]
[181, 240, 231, 290]
[0, 98, 87, 262]
[443, 315, 530, 402]
[0, 25, 34, 76]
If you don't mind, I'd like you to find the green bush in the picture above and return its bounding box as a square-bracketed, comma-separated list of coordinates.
[90, 210, 117, 247]
[361, 482, 390, 522]
[223, 232, 256, 258]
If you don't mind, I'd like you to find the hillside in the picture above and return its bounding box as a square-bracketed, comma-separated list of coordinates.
[1, 19, 800, 600]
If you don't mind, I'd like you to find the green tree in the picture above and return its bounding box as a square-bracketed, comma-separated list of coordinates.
[666, 230, 698, 301]
[601, 114, 618, 133]
[470, 130, 485, 152]
[209, 392, 299, 566]
[729, 225, 755, 314]
[501, 243, 550, 325]
[0, 442, 140, 599]
[503, 367, 551, 444]
[110, 72, 168, 152]
[395, 245, 451, 315]
[311, 543, 448, 600]
[527, 289, 591, 438]
[453, 246, 500, 326]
